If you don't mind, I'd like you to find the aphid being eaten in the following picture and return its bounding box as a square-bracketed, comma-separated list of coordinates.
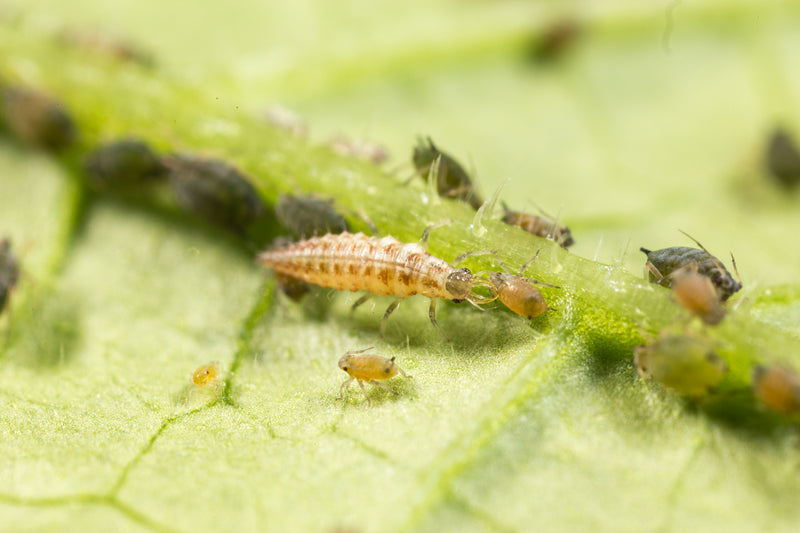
[163, 154, 267, 233]
[0, 238, 19, 316]
[1, 86, 76, 151]
[338, 348, 408, 405]
[764, 128, 800, 188]
[751, 365, 800, 415]
[634, 333, 727, 397]
[84, 138, 166, 191]
[640, 231, 741, 301]
[275, 194, 350, 239]
[663, 264, 726, 326]
[455, 250, 559, 319]
[412, 137, 484, 210]
[192, 362, 221, 387]
[327, 135, 389, 165]
[501, 202, 574, 248]
[257, 232, 497, 338]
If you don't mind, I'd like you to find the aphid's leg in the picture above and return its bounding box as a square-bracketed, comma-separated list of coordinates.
[452, 249, 498, 267]
[357, 379, 371, 405]
[380, 299, 402, 337]
[370, 379, 399, 396]
[522, 278, 561, 289]
[338, 377, 354, 400]
[351, 294, 372, 315]
[644, 261, 665, 284]
[428, 298, 449, 341]
[518, 250, 542, 277]
[420, 219, 453, 248]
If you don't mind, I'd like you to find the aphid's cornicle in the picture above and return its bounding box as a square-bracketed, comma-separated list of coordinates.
[258, 232, 495, 336]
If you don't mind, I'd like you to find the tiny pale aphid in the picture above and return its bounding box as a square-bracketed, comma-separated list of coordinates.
[634, 334, 727, 397]
[751, 366, 800, 415]
[338, 349, 408, 405]
[668, 265, 726, 326]
[192, 362, 220, 387]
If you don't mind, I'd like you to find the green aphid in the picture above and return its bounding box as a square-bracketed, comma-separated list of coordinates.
[412, 136, 484, 210]
[640, 233, 741, 301]
[0, 238, 20, 315]
[275, 194, 350, 239]
[84, 139, 166, 191]
[164, 154, 267, 233]
[1, 86, 76, 151]
[764, 128, 800, 188]
[634, 334, 727, 397]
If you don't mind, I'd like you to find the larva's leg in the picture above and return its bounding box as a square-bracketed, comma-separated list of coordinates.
[351, 294, 372, 314]
[429, 298, 449, 342]
[380, 299, 402, 337]
[338, 377, 354, 400]
[370, 379, 398, 395]
[357, 379, 371, 405]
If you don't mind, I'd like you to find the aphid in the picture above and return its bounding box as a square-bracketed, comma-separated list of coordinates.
[257, 232, 496, 337]
[163, 154, 267, 233]
[412, 137, 484, 210]
[264, 105, 307, 138]
[528, 17, 582, 63]
[640, 232, 741, 301]
[634, 333, 727, 397]
[1, 86, 76, 151]
[337, 348, 408, 405]
[751, 365, 800, 415]
[269, 238, 312, 302]
[764, 128, 800, 188]
[501, 202, 574, 248]
[274, 194, 350, 239]
[84, 139, 166, 191]
[57, 29, 155, 67]
[0, 238, 19, 315]
[192, 362, 221, 387]
[327, 135, 389, 165]
[667, 265, 726, 325]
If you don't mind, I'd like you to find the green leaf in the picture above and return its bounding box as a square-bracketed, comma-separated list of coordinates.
[2, 1, 800, 532]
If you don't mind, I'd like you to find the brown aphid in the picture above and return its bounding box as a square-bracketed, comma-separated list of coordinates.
[412, 137, 484, 210]
[634, 333, 727, 397]
[1, 86, 76, 151]
[84, 139, 166, 191]
[501, 202, 574, 248]
[752, 366, 800, 415]
[275, 194, 350, 239]
[668, 265, 726, 326]
[338, 348, 408, 405]
[163, 154, 267, 233]
[528, 17, 582, 63]
[257, 232, 497, 337]
[764, 128, 800, 188]
[0, 238, 19, 315]
[57, 29, 155, 67]
[192, 362, 221, 387]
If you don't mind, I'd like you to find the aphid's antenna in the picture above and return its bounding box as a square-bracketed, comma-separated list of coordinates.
[678, 229, 729, 274]
[730, 253, 743, 285]
[453, 249, 498, 267]
[344, 347, 375, 356]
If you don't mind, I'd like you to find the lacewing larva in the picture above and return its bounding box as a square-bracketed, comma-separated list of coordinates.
[412, 137, 484, 210]
[84, 138, 166, 191]
[751, 365, 800, 415]
[0, 238, 19, 315]
[641, 231, 742, 301]
[1, 86, 76, 151]
[275, 194, 350, 239]
[163, 154, 267, 233]
[257, 232, 496, 337]
[337, 348, 408, 405]
[634, 333, 727, 397]
[500, 202, 575, 249]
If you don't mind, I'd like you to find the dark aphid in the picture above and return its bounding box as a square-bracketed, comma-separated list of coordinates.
[640, 233, 741, 301]
[412, 137, 484, 210]
[1, 86, 76, 151]
[634, 333, 727, 397]
[164, 154, 267, 232]
[752, 366, 800, 415]
[528, 18, 582, 63]
[764, 128, 800, 188]
[275, 194, 350, 239]
[84, 139, 166, 191]
[57, 29, 155, 68]
[0, 238, 20, 315]
[501, 202, 574, 248]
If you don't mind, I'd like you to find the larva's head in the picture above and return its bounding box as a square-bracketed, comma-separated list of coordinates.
[445, 268, 473, 301]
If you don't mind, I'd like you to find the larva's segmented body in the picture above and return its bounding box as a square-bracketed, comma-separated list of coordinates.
[258, 232, 493, 336]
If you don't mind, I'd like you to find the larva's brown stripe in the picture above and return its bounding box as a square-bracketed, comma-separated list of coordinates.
[258, 232, 453, 298]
